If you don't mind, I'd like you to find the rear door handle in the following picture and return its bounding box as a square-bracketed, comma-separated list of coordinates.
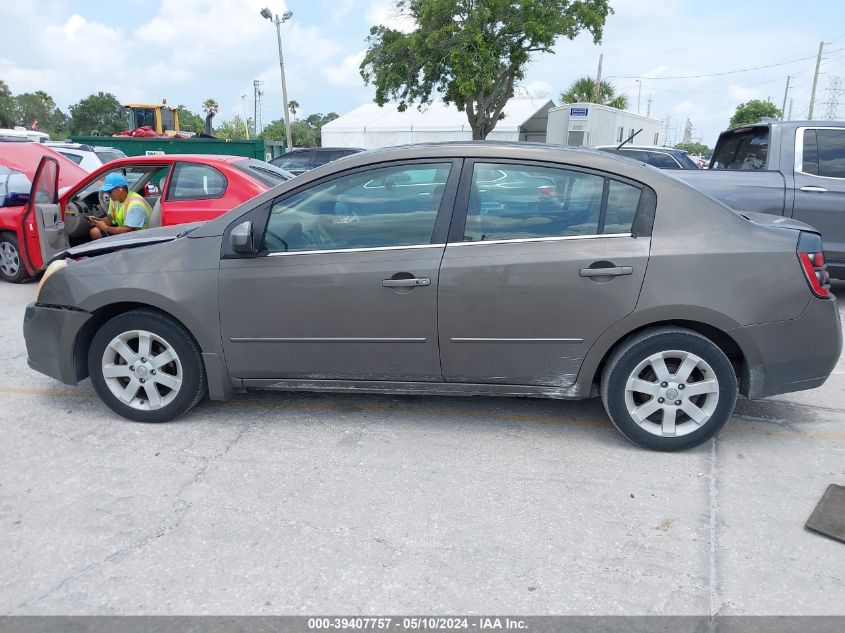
[579, 266, 633, 277]
[382, 277, 431, 287]
[800, 186, 828, 193]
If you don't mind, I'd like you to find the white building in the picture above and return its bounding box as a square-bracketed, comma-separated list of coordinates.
[546, 102, 664, 148]
[321, 99, 554, 149]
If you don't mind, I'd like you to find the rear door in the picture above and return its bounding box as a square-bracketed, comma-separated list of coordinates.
[438, 159, 653, 387]
[22, 156, 68, 271]
[792, 126, 845, 267]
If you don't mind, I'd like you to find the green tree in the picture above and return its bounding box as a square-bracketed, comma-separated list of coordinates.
[0, 80, 16, 128]
[304, 112, 339, 145]
[14, 90, 68, 136]
[288, 99, 299, 121]
[261, 118, 318, 147]
[176, 104, 205, 134]
[560, 76, 629, 110]
[729, 99, 781, 129]
[69, 92, 126, 135]
[215, 115, 254, 140]
[674, 141, 711, 158]
[360, 0, 611, 140]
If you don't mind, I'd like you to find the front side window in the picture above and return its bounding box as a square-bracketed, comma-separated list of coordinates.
[463, 163, 641, 242]
[168, 163, 227, 200]
[261, 162, 451, 253]
[272, 151, 313, 171]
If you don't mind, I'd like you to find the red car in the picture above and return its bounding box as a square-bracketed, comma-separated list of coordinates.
[0, 152, 292, 282]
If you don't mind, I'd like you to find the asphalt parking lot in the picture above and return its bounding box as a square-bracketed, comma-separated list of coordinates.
[1, 280, 844, 616]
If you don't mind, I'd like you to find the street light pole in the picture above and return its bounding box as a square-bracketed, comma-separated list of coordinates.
[262, 7, 293, 151]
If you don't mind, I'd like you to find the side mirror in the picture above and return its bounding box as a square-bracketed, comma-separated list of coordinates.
[230, 220, 255, 253]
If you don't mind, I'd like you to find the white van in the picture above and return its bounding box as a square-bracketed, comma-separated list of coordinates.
[0, 127, 50, 143]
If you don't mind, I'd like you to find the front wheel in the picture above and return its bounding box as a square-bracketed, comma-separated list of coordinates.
[601, 327, 738, 451]
[88, 310, 207, 422]
[0, 233, 30, 283]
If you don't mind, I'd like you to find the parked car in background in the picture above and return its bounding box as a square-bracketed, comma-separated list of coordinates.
[24, 143, 841, 451]
[0, 153, 292, 282]
[596, 145, 700, 170]
[674, 120, 845, 278]
[271, 147, 364, 175]
[0, 127, 50, 143]
[46, 142, 127, 172]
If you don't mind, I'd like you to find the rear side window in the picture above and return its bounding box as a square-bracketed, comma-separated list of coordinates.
[463, 162, 641, 242]
[647, 152, 681, 169]
[711, 127, 769, 170]
[167, 163, 227, 200]
[815, 129, 845, 178]
[58, 151, 83, 165]
[272, 150, 313, 171]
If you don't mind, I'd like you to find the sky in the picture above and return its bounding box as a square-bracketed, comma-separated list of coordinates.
[2, 0, 845, 146]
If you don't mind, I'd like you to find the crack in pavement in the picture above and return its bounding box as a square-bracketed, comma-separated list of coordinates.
[12, 421, 255, 613]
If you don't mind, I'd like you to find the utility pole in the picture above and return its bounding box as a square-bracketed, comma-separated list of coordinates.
[592, 53, 603, 104]
[241, 94, 250, 139]
[781, 76, 791, 120]
[636, 80, 642, 115]
[788, 98, 794, 121]
[646, 94, 652, 118]
[808, 40, 825, 120]
[825, 76, 843, 119]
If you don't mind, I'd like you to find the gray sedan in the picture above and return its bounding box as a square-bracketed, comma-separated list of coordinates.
[24, 142, 842, 451]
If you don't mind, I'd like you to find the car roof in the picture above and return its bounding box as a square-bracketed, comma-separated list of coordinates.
[595, 145, 686, 153]
[105, 154, 245, 166]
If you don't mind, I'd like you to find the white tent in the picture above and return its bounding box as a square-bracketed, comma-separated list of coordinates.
[321, 99, 554, 149]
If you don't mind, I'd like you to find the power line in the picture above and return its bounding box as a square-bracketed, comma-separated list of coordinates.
[639, 76, 786, 95]
[607, 50, 844, 81]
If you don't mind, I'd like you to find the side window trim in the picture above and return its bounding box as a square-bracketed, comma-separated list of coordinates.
[165, 162, 229, 202]
[448, 158, 646, 245]
[251, 158, 462, 256]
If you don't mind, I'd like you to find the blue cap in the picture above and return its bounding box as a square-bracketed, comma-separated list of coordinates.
[100, 172, 129, 191]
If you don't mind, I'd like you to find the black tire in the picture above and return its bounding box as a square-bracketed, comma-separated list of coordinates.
[600, 327, 737, 451]
[0, 233, 31, 284]
[88, 310, 207, 423]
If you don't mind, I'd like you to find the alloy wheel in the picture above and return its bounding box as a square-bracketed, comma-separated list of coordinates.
[623, 350, 720, 437]
[0, 242, 20, 277]
[100, 329, 183, 411]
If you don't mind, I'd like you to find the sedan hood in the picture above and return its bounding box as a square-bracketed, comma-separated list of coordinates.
[56, 223, 203, 262]
[738, 211, 815, 233]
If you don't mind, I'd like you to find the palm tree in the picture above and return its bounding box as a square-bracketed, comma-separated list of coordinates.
[560, 77, 630, 111]
[202, 98, 219, 135]
[288, 100, 299, 121]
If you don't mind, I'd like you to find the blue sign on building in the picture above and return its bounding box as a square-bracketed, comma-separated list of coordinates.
[570, 107, 589, 117]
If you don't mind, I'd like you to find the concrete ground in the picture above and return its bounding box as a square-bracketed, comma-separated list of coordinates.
[0, 280, 843, 616]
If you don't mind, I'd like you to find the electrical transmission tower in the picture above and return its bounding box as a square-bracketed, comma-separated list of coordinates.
[824, 76, 843, 120]
[253, 80, 264, 136]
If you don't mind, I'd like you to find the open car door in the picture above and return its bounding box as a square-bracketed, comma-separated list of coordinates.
[21, 156, 69, 275]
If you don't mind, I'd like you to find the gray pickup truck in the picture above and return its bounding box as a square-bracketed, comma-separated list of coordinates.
[675, 120, 845, 277]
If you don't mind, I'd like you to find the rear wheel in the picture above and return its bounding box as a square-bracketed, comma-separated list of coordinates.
[88, 310, 206, 422]
[601, 327, 737, 451]
[0, 233, 30, 283]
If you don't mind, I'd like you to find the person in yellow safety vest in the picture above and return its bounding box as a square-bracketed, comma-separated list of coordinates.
[88, 172, 152, 240]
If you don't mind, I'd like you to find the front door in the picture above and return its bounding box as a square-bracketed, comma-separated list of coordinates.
[792, 126, 845, 267]
[219, 159, 459, 381]
[22, 157, 67, 272]
[438, 160, 652, 387]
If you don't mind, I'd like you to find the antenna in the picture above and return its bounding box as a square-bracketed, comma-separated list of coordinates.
[253, 80, 264, 136]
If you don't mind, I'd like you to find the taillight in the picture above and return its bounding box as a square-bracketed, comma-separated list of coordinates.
[537, 185, 557, 198]
[797, 231, 831, 298]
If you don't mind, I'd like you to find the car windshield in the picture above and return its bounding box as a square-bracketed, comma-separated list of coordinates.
[233, 159, 293, 187]
[95, 150, 125, 164]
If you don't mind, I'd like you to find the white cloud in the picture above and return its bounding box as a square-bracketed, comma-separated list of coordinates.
[366, 0, 416, 33]
[323, 50, 367, 87]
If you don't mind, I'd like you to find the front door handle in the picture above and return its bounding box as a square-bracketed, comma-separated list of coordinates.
[382, 277, 431, 287]
[579, 266, 633, 278]
[800, 185, 828, 193]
